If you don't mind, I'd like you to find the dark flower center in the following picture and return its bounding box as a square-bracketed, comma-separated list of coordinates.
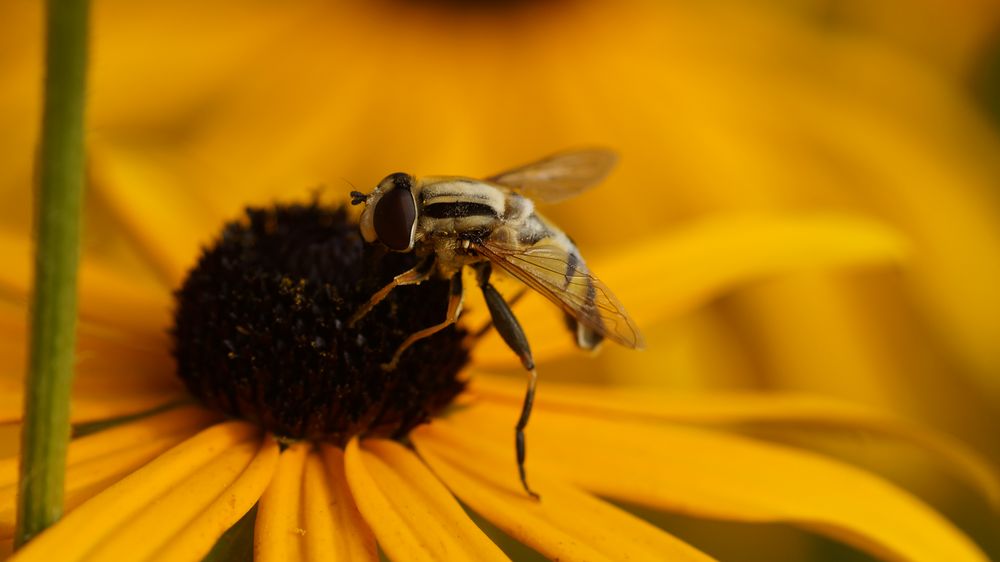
[171, 202, 469, 444]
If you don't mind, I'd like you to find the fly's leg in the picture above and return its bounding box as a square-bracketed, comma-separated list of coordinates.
[470, 286, 529, 341]
[381, 271, 464, 371]
[475, 263, 540, 500]
[349, 256, 435, 327]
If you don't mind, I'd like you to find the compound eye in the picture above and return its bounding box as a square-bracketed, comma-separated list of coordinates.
[373, 185, 416, 251]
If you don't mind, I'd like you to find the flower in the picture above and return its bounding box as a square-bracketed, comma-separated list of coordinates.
[3, 1, 1000, 409]
[0, 160, 995, 561]
[1, 0, 999, 560]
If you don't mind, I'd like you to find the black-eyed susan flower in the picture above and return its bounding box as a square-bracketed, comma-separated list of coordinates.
[0, 162, 996, 560]
[3, 1, 1000, 417]
[2, 0, 1000, 560]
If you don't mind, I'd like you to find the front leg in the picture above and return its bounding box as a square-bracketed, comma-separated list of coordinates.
[475, 263, 540, 500]
[350, 255, 435, 327]
[381, 270, 464, 371]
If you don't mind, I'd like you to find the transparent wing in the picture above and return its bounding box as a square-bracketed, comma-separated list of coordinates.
[486, 149, 618, 204]
[475, 236, 645, 349]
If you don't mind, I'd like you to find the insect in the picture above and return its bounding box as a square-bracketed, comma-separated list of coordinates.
[349, 149, 645, 498]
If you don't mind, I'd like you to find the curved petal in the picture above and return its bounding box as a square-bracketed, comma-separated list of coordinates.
[438, 402, 988, 562]
[252, 443, 380, 562]
[1, 436, 209, 539]
[0, 301, 183, 425]
[148, 435, 278, 562]
[0, 406, 217, 538]
[81, 441, 261, 561]
[778, 72, 1000, 391]
[0, 405, 216, 486]
[254, 442, 308, 562]
[467, 373, 1000, 505]
[309, 447, 377, 562]
[10, 421, 260, 562]
[0, 229, 172, 338]
[0, 298, 175, 373]
[473, 213, 909, 366]
[0, 380, 189, 426]
[343, 438, 509, 562]
[413, 428, 714, 562]
[0, 388, 190, 427]
[89, 142, 228, 288]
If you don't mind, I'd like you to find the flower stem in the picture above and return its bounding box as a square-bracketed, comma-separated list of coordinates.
[15, 0, 90, 548]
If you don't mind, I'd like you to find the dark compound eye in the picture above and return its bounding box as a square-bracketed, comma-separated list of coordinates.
[373, 179, 416, 251]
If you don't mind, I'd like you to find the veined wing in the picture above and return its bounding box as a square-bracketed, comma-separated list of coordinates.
[486, 149, 618, 204]
[474, 236, 645, 349]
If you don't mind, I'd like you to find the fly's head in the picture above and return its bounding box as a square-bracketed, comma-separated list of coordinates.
[352, 172, 418, 252]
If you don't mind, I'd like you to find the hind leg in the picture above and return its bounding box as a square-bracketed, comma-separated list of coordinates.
[475, 263, 540, 499]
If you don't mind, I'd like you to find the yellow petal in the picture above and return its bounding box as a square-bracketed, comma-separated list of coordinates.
[413, 428, 714, 562]
[754, 51, 1000, 391]
[1, 406, 217, 537]
[0, 229, 172, 339]
[343, 438, 509, 562]
[254, 444, 380, 562]
[82, 440, 260, 561]
[254, 442, 308, 562]
[0, 293, 168, 367]
[0, 433, 193, 540]
[0, 380, 188, 426]
[0, 300, 183, 425]
[468, 373, 1000, 505]
[441, 402, 988, 562]
[305, 447, 377, 562]
[89, 142, 228, 288]
[11, 421, 260, 562]
[87, 2, 320, 131]
[150, 435, 279, 562]
[0, 405, 216, 487]
[474, 213, 908, 367]
[603, 214, 910, 307]
[0, 298, 174, 376]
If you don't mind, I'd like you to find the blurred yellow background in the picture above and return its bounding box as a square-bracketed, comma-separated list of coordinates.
[2, 0, 999, 560]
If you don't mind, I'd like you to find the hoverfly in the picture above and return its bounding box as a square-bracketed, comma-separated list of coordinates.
[350, 149, 645, 498]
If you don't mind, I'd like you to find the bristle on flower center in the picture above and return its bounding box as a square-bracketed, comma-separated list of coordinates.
[171, 203, 469, 444]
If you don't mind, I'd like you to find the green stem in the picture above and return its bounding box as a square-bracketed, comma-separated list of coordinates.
[15, 0, 90, 547]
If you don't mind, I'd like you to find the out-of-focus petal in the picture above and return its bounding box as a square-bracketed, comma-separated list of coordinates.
[343, 438, 509, 562]
[89, 143, 229, 288]
[0, 300, 181, 423]
[254, 443, 308, 562]
[786, 79, 1000, 394]
[88, 1, 323, 131]
[0, 390, 188, 427]
[413, 427, 715, 562]
[10, 421, 260, 562]
[0, 230, 171, 340]
[0, 335, 188, 423]
[475, 213, 908, 367]
[0, 385, 189, 426]
[308, 447, 377, 562]
[440, 402, 988, 562]
[149, 435, 279, 562]
[0, 268, 177, 427]
[828, 0, 1000, 71]
[468, 373, 1000, 505]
